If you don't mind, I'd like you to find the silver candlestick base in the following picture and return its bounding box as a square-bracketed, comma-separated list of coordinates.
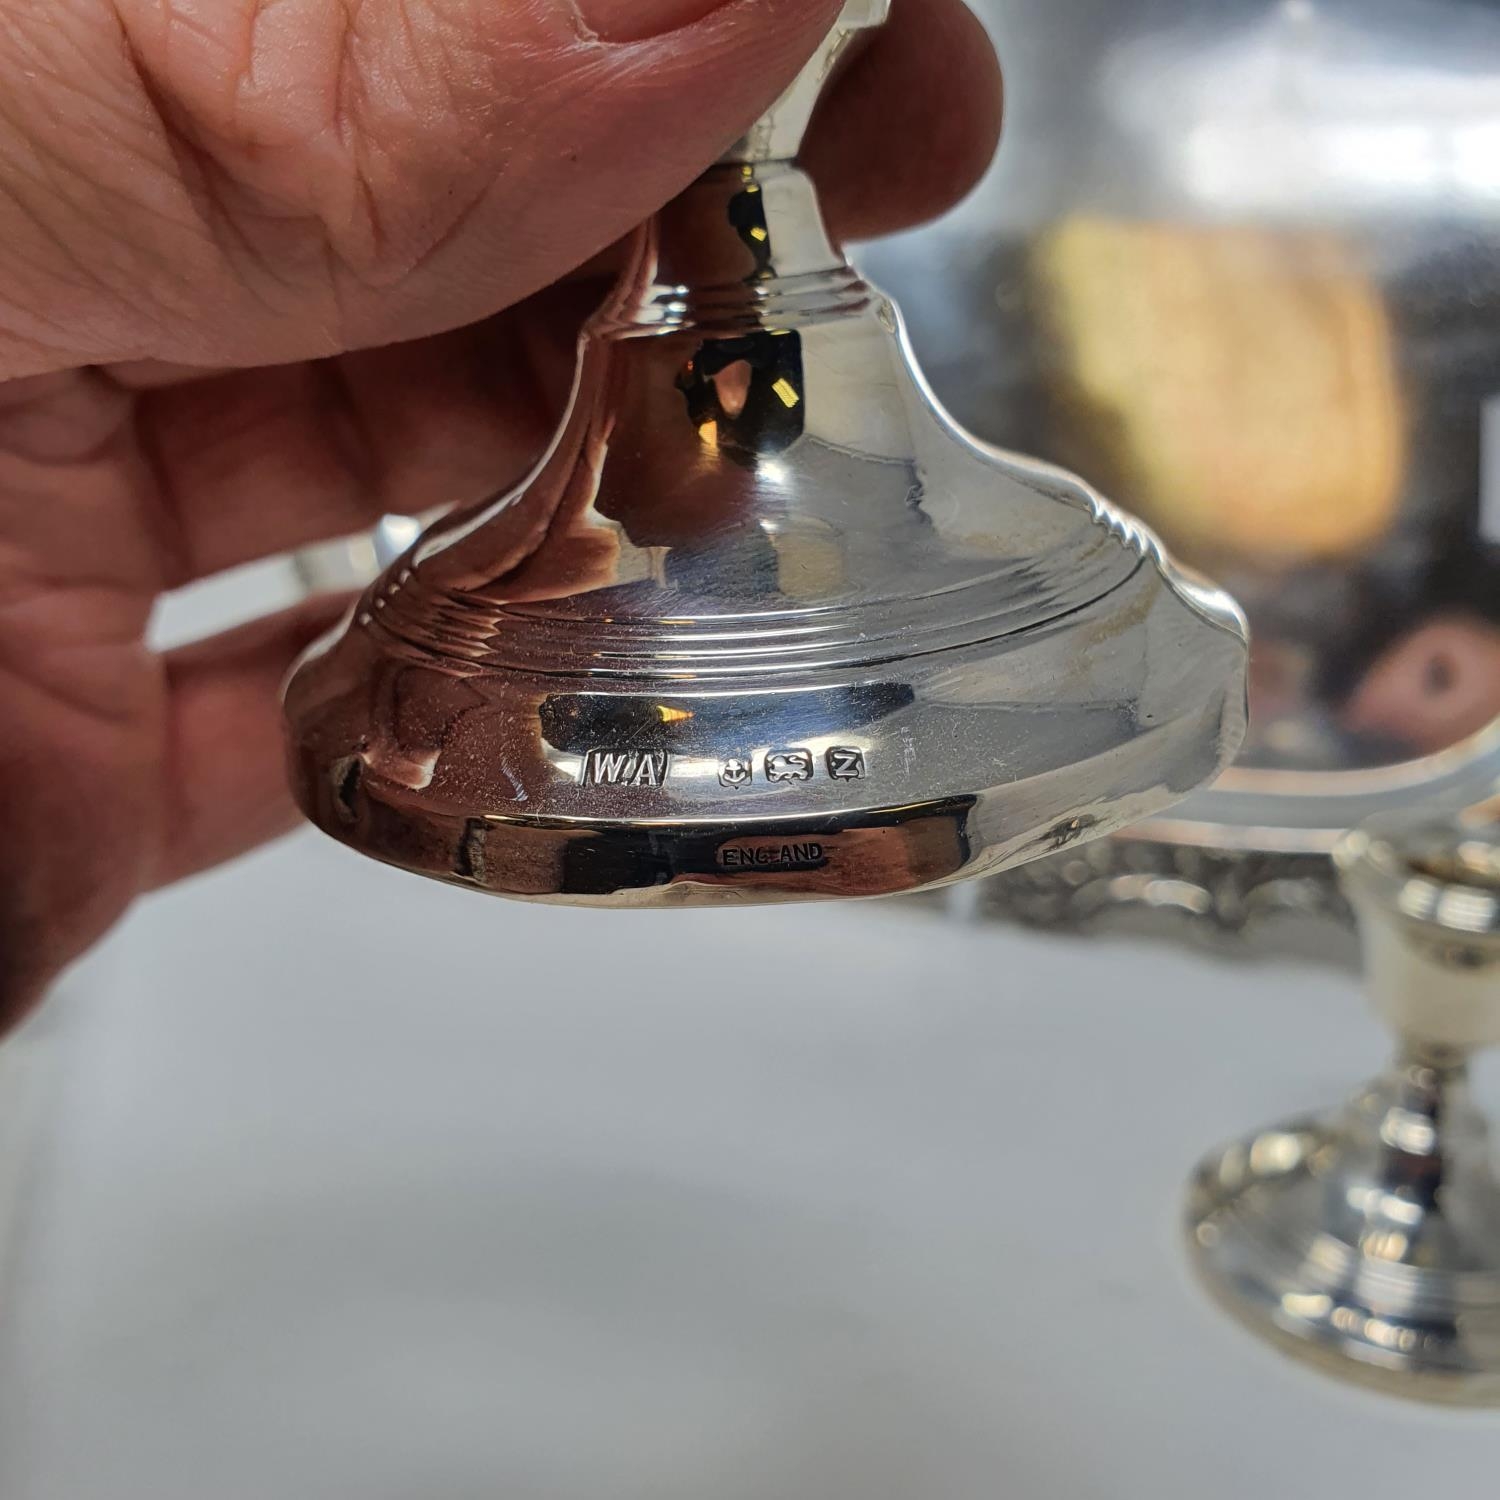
[1187, 814, 1500, 1402]
[280, 0, 1246, 909]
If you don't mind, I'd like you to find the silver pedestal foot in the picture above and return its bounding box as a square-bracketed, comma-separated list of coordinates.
[1187, 814, 1500, 1403]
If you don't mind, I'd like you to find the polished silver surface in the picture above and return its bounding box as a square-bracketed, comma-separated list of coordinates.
[871, 0, 1500, 947]
[1188, 811, 1500, 1402]
[282, 2, 1247, 907]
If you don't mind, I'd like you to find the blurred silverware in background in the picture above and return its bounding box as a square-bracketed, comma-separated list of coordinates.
[860, 0, 1500, 953]
[1188, 813, 1500, 1401]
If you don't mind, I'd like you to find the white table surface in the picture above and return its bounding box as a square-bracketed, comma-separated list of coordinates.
[2, 829, 1498, 1499]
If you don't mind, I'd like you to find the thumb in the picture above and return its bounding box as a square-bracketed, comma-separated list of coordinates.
[0, 0, 844, 378]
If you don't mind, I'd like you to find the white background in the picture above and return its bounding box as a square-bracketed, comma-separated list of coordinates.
[2, 830, 1498, 1497]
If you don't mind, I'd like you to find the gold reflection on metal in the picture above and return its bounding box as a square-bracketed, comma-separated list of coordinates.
[1035, 217, 1404, 567]
[769, 525, 846, 602]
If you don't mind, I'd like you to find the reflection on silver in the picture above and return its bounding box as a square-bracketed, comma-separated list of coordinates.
[280, 1, 1247, 907]
[291, 514, 428, 597]
[1188, 812, 1500, 1403]
[871, 0, 1500, 948]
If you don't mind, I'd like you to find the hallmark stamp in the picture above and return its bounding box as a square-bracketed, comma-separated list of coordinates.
[764, 749, 815, 784]
[582, 749, 668, 788]
[719, 841, 826, 870]
[826, 746, 867, 781]
[719, 757, 753, 790]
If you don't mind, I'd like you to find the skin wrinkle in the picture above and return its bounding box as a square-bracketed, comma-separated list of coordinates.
[0, 6, 217, 360]
[128, 330, 540, 575]
[392, 27, 715, 312]
[0, 230, 102, 345]
[106, 5, 371, 352]
[490, 21, 741, 243]
[0, 428, 159, 719]
[371, 24, 532, 289]
[356, 9, 539, 281]
[0, 0, 849, 372]
[109, 22, 255, 291]
[152, 0, 232, 61]
[97, 22, 292, 348]
[128, 43, 356, 363]
[49, 123, 207, 252]
[561, 0, 602, 43]
[138, 0, 821, 337]
[0, 533, 145, 605]
[239, 0, 320, 112]
[0, 147, 199, 347]
[331, 4, 388, 282]
[331, 6, 522, 283]
[134, 31, 358, 343]
[39, 39, 221, 285]
[254, 4, 464, 268]
[0, 129, 116, 321]
[122, 2, 507, 341]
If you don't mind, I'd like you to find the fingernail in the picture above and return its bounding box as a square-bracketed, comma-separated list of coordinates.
[572, 0, 738, 43]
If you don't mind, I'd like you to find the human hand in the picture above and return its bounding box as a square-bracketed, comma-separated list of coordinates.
[0, 0, 1000, 1023]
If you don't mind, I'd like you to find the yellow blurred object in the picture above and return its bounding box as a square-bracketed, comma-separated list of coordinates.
[1034, 218, 1405, 567]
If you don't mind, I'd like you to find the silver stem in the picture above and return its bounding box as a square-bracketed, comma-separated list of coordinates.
[719, 0, 891, 165]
